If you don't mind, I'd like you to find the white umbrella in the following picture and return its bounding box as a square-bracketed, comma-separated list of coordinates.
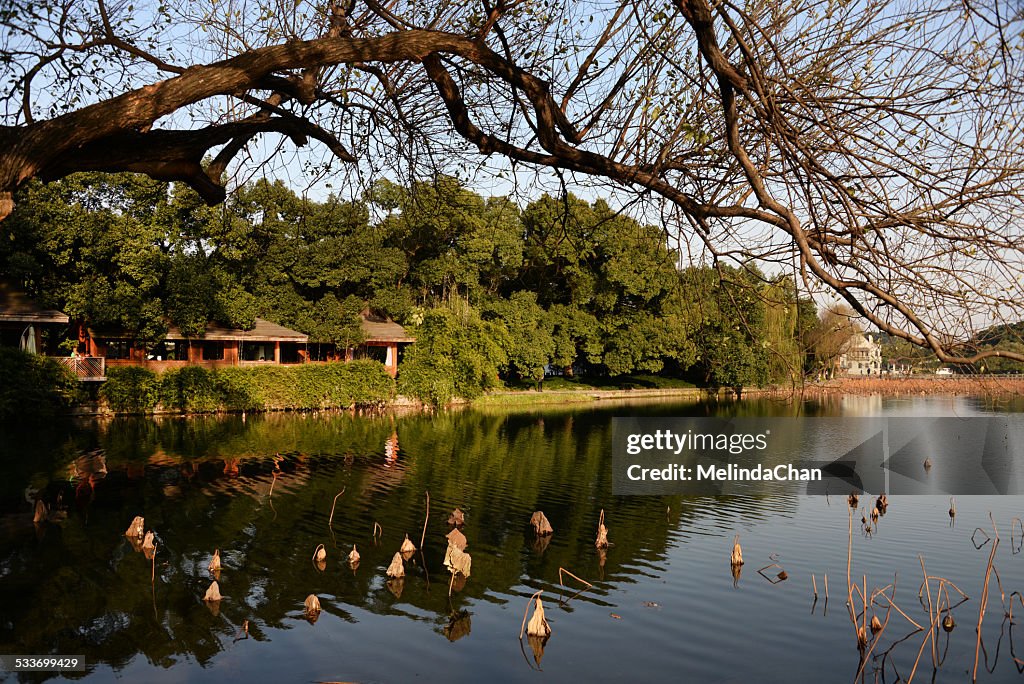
[20, 325, 36, 354]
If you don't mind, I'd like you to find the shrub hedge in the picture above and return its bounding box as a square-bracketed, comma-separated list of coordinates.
[0, 348, 82, 421]
[101, 360, 395, 414]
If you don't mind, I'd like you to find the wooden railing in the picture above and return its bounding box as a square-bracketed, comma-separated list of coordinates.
[57, 356, 106, 380]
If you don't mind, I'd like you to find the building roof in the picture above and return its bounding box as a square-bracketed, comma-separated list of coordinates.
[842, 332, 879, 352]
[361, 311, 415, 343]
[168, 318, 309, 342]
[0, 281, 70, 324]
[90, 313, 412, 345]
[93, 318, 308, 342]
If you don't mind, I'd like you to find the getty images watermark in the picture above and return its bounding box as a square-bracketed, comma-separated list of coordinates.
[611, 417, 1024, 496]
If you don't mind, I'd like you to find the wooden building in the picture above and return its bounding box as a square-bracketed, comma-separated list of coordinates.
[85, 318, 309, 372]
[355, 311, 415, 377]
[84, 312, 414, 377]
[304, 312, 414, 377]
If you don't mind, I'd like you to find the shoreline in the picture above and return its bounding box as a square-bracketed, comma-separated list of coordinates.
[60, 376, 1023, 417]
[474, 376, 1024, 407]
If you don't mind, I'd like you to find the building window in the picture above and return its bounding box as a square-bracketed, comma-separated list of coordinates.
[306, 343, 335, 362]
[356, 345, 388, 364]
[102, 339, 132, 360]
[148, 340, 188, 361]
[279, 343, 302, 364]
[241, 342, 274, 361]
[203, 341, 225, 360]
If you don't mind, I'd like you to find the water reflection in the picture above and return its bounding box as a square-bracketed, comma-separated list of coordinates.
[0, 396, 1023, 682]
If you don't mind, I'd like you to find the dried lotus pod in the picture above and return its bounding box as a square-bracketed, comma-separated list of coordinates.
[530, 511, 553, 536]
[313, 544, 326, 563]
[125, 515, 145, 538]
[208, 549, 221, 573]
[304, 594, 322, 623]
[870, 615, 882, 634]
[526, 595, 551, 638]
[447, 508, 465, 527]
[203, 581, 222, 602]
[446, 528, 467, 551]
[400, 534, 416, 554]
[348, 545, 360, 564]
[595, 509, 609, 549]
[386, 552, 405, 578]
[444, 543, 472, 578]
[33, 500, 48, 523]
[730, 535, 744, 566]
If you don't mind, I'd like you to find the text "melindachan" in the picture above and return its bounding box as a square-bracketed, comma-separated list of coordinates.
[626, 463, 822, 482]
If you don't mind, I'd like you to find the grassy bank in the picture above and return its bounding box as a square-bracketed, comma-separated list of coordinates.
[474, 374, 702, 408]
[502, 374, 699, 392]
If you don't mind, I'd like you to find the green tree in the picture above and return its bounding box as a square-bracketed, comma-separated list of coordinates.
[397, 305, 507, 405]
[682, 265, 772, 394]
[482, 291, 554, 383]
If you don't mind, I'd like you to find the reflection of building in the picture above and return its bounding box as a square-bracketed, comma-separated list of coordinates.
[0, 282, 69, 354]
[384, 430, 399, 466]
[838, 394, 883, 416]
[839, 333, 882, 376]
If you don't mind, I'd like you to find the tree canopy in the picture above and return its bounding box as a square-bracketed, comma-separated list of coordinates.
[1, 0, 1022, 363]
[3, 171, 811, 395]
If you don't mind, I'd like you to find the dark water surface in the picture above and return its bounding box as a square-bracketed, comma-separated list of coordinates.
[3, 394, 1024, 683]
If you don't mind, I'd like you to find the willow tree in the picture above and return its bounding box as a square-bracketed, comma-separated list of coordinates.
[1, 0, 1022, 363]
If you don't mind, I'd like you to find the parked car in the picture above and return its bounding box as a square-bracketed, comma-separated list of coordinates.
[935, 367, 954, 376]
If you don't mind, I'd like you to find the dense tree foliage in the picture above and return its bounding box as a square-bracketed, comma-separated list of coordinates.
[1, 0, 1021, 371]
[1, 172, 823, 399]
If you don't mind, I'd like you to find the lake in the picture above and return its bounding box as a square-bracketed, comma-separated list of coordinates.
[3, 393, 1024, 683]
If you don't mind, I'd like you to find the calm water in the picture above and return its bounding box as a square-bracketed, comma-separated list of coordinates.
[3, 394, 1024, 683]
